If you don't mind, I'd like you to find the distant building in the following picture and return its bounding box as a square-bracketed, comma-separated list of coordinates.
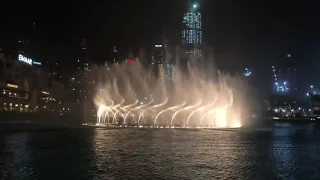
[44, 51, 63, 82]
[0, 52, 65, 112]
[151, 44, 164, 78]
[78, 39, 91, 74]
[151, 44, 172, 80]
[181, 1, 203, 62]
[267, 95, 303, 118]
[152, 44, 165, 66]
[271, 53, 297, 94]
[67, 39, 93, 102]
[309, 95, 320, 117]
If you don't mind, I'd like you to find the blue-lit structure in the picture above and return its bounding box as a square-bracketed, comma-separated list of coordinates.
[181, 1, 202, 60]
[272, 66, 290, 94]
[306, 85, 318, 96]
[244, 68, 252, 77]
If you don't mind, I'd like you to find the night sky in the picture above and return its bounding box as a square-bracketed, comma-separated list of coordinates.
[1, 0, 320, 89]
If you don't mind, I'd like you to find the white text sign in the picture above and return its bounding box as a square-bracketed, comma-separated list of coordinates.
[18, 54, 32, 65]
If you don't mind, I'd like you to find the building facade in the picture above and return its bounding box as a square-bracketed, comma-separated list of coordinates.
[66, 39, 94, 102]
[271, 54, 297, 94]
[181, 1, 203, 62]
[151, 44, 173, 80]
[0, 52, 65, 113]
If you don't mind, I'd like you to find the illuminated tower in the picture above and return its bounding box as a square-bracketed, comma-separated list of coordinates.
[78, 39, 90, 73]
[272, 65, 289, 94]
[271, 54, 296, 94]
[151, 44, 165, 78]
[69, 39, 92, 102]
[181, 1, 203, 61]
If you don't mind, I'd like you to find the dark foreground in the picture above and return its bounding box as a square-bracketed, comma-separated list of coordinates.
[1, 122, 320, 179]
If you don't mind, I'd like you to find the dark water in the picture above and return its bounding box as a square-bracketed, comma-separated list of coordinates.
[1, 123, 320, 179]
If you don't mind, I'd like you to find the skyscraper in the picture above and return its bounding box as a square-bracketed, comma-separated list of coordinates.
[271, 54, 297, 94]
[67, 39, 92, 102]
[78, 39, 91, 73]
[151, 44, 165, 78]
[152, 45, 165, 66]
[272, 65, 289, 94]
[181, 1, 203, 61]
[151, 44, 173, 80]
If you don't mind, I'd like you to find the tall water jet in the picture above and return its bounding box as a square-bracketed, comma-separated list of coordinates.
[93, 52, 249, 128]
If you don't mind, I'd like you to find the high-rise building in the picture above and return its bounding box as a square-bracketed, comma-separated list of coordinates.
[151, 44, 173, 80]
[272, 65, 289, 93]
[181, 1, 203, 61]
[67, 39, 92, 102]
[151, 44, 165, 78]
[152, 45, 165, 66]
[78, 39, 91, 73]
[271, 53, 297, 94]
[44, 50, 63, 82]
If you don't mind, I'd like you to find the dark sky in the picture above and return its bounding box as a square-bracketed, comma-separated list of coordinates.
[1, 0, 320, 89]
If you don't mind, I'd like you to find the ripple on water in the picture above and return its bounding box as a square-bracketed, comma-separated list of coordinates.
[0, 126, 320, 179]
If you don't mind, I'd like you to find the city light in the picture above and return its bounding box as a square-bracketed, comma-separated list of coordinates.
[18, 54, 41, 66]
[33, 61, 41, 65]
[18, 54, 32, 65]
[7, 84, 18, 89]
[42, 91, 49, 95]
[244, 68, 252, 76]
[193, 4, 197, 8]
[129, 59, 135, 63]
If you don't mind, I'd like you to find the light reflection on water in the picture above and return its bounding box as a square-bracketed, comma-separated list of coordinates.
[0, 133, 34, 179]
[0, 124, 320, 179]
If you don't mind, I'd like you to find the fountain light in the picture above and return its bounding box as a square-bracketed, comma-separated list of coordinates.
[93, 60, 247, 129]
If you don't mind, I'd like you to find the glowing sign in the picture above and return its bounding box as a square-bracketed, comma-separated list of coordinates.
[18, 54, 32, 65]
[42, 91, 49, 95]
[18, 54, 41, 65]
[33, 61, 41, 65]
[155, 45, 163, 47]
[7, 84, 18, 88]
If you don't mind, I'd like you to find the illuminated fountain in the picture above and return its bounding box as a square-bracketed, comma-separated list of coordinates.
[93, 60, 245, 129]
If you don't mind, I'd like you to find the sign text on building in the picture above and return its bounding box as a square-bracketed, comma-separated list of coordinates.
[18, 54, 41, 66]
[18, 54, 32, 65]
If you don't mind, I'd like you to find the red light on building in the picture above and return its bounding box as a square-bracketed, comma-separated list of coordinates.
[129, 59, 135, 63]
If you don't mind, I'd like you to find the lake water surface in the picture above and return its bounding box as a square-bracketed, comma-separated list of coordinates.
[1, 123, 320, 179]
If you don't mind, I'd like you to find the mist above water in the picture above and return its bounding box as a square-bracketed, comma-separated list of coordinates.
[93, 56, 248, 128]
